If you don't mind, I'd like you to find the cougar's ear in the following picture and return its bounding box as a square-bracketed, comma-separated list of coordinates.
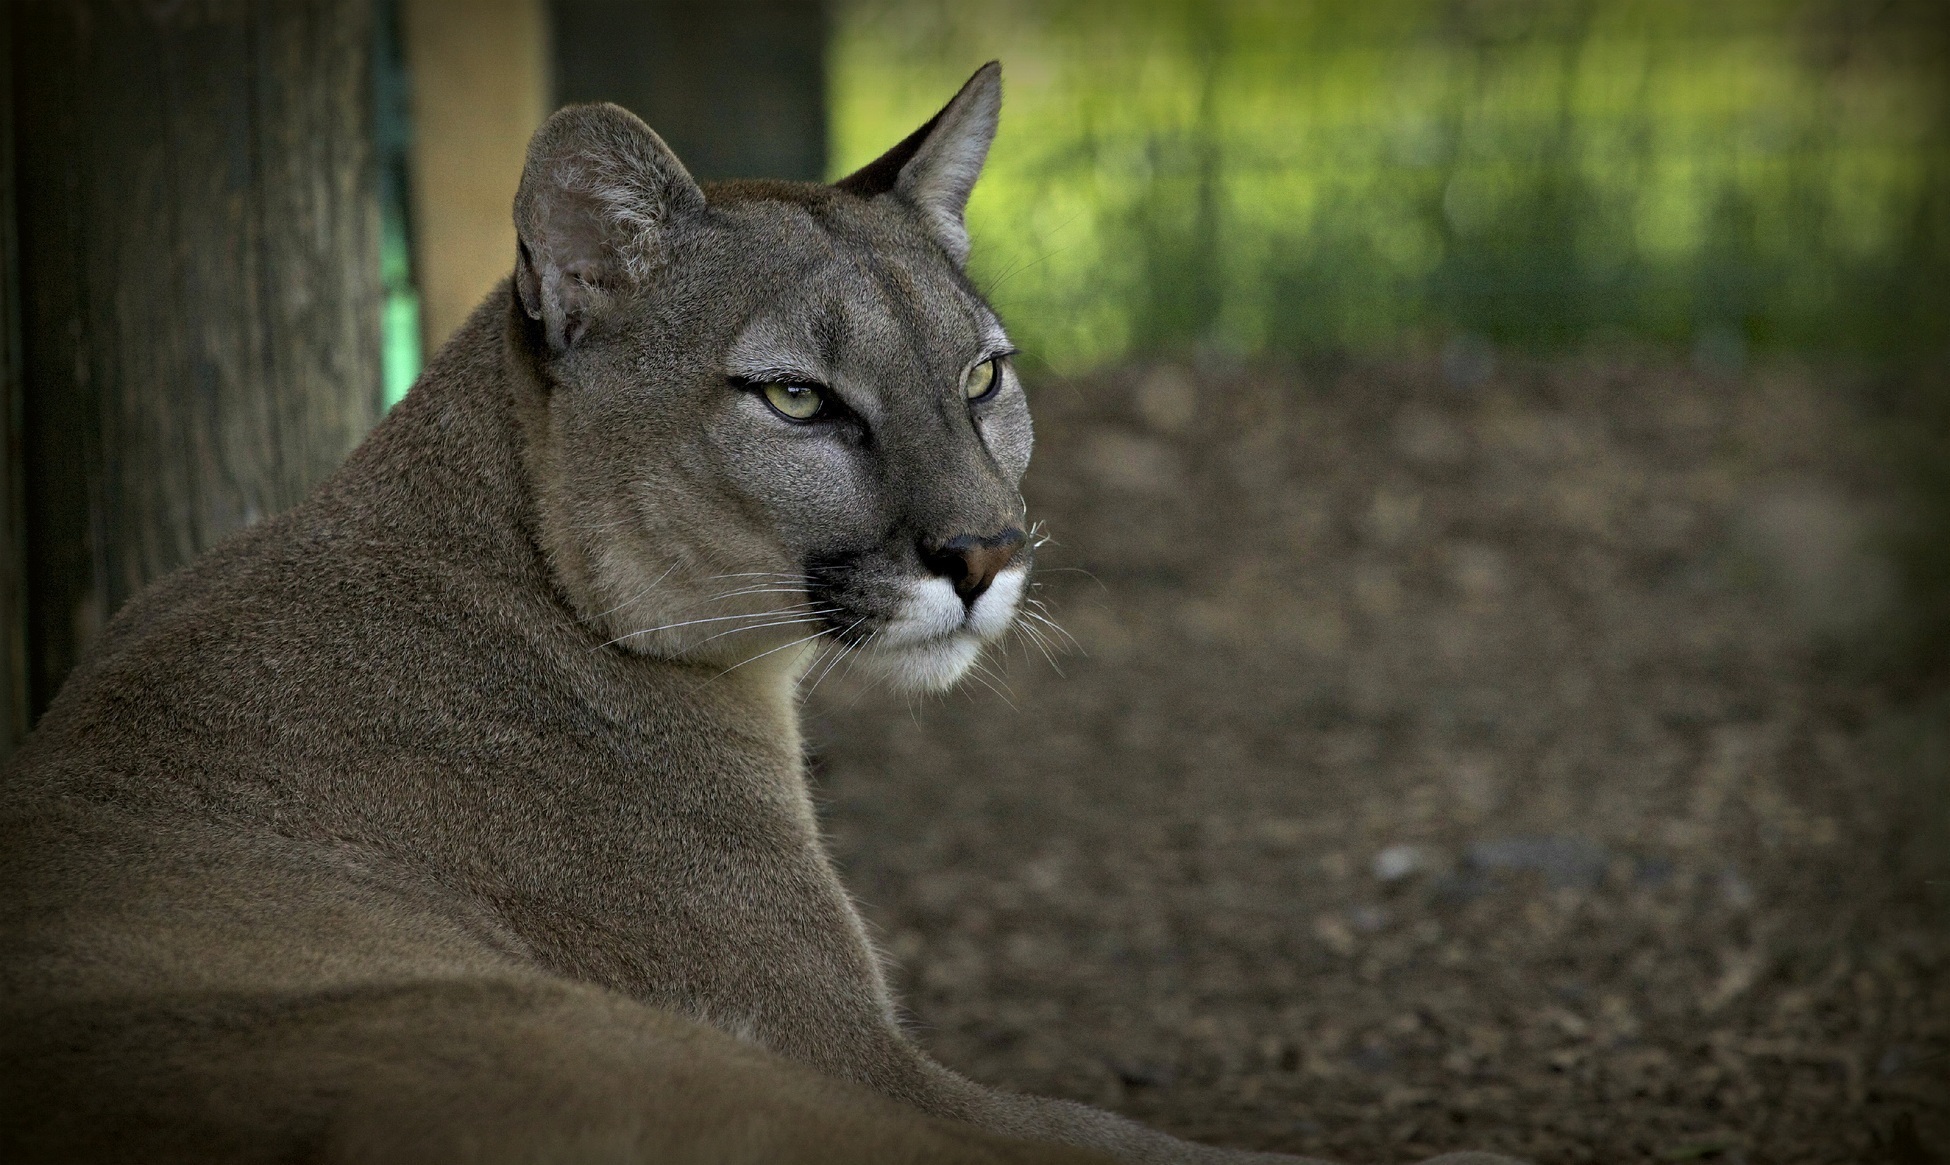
[837, 61, 1001, 265]
[513, 103, 705, 353]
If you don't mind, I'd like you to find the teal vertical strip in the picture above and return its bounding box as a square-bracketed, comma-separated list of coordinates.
[373, 0, 420, 409]
[378, 202, 419, 408]
[381, 288, 420, 409]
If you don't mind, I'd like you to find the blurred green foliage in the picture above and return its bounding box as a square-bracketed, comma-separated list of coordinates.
[830, 0, 1949, 370]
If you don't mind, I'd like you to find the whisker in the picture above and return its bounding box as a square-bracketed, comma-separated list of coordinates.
[708, 627, 836, 683]
[694, 571, 810, 583]
[976, 226, 1078, 300]
[961, 650, 1017, 703]
[1021, 608, 1082, 650]
[800, 638, 845, 696]
[581, 567, 811, 629]
[1028, 624, 1065, 668]
[1032, 566, 1105, 590]
[688, 612, 841, 649]
[1014, 620, 1065, 675]
[582, 560, 684, 624]
[595, 604, 833, 650]
[1020, 609, 1083, 656]
[682, 585, 815, 606]
[840, 628, 884, 710]
[961, 659, 1016, 711]
[803, 617, 869, 700]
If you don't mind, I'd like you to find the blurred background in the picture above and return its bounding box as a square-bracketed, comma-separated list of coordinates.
[4, 1, 1945, 1161]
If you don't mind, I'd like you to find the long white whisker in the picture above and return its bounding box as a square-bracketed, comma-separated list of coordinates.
[681, 585, 815, 606]
[708, 627, 836, 683]
[800, 637, 845, 695]
[1028, 623, 1064, 667]
[1021, 608, 1081, 652]
[595, 604, 832, 650]
[688, 613, 841, 649]
[694, 571, 809, 583]
[1029, 612, 1076, 640]
[582, 567, 811, 630]
[1015, 620, 1064, 674]
[583, 560, 684, 624]
[840, 628, 883, 710]
[961, 659, 1016, 711]
[804, 618, 869, 700]
[970, 654, 1015, 696]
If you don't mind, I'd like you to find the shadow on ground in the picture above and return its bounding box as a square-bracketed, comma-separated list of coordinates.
[808, 351, 1947, 1165]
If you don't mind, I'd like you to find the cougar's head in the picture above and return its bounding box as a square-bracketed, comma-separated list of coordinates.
[510, 64, 1032, 693]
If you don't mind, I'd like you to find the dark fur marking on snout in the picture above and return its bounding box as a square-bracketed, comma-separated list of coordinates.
[801, 550, 877, 643]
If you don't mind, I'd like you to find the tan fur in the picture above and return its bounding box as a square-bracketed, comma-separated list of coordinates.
[0, 66, 1517, 1165]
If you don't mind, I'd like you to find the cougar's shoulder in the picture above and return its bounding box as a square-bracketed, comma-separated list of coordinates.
[9, 298, 554, 797]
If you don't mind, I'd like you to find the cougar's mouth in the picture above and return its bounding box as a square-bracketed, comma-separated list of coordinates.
[875, 568, 1024, 645]
[819, 565, 1027, 693]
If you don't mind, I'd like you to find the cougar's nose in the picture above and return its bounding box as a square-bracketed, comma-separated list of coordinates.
[920, 528, 1026, 606]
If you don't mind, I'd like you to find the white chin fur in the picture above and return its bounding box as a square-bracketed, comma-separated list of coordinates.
[876, 578, 966, 647]
[856, 634, 982, 693]
[855, 566, 1027, 693]
[968, 567, 1025, 638]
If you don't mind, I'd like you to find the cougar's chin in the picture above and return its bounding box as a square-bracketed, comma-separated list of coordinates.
[856, 634, 984, 693]
[850, 568, 1027, 693]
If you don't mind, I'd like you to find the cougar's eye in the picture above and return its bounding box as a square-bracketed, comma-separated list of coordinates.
[761, 382, 824, 422]
[964, 357, 999, 402]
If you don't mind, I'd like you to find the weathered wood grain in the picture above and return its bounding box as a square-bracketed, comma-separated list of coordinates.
[0, 4, 27, 757]
[13, 0, 384, 716]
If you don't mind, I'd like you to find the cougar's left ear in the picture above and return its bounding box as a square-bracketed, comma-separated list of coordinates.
[513, 102, 706, 354]
[837, 61, 1001, 266]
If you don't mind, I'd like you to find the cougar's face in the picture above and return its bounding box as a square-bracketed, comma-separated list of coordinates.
[513, 70, 1025, 692]
[533, 189, 1033, 693]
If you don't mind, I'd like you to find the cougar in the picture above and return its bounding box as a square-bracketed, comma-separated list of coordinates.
[0, 64, 1515, 1165]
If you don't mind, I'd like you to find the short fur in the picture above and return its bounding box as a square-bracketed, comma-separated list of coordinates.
[0, 65, 1514, 1165]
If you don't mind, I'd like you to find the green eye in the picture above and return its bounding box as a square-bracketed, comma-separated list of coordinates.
[965, 358, 1000, 401]
[761, 382, 824, 421]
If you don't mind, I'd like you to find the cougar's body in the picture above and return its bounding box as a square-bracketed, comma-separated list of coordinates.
[1, 66, 1515, 1165]
[3, 296, 1031, 1164]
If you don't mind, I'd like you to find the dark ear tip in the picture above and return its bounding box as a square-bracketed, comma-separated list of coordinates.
[835, 61, 1005, 201]
[963, 63, 1003, 123]
[967, 60, 1002, 102]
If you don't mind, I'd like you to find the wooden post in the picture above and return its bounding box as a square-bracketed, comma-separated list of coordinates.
[0, 4, 27, 758]
[12, 1, 385, 717]
[551, 0, 828, 182]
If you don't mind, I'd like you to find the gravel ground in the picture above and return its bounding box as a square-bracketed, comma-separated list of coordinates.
[806, 351, 1947, 1165]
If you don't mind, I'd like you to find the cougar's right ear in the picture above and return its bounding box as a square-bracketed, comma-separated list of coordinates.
[513, 103, 705, 354]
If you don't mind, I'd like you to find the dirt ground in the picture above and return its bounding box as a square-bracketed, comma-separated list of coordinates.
[806, 351, 1947, 1164]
